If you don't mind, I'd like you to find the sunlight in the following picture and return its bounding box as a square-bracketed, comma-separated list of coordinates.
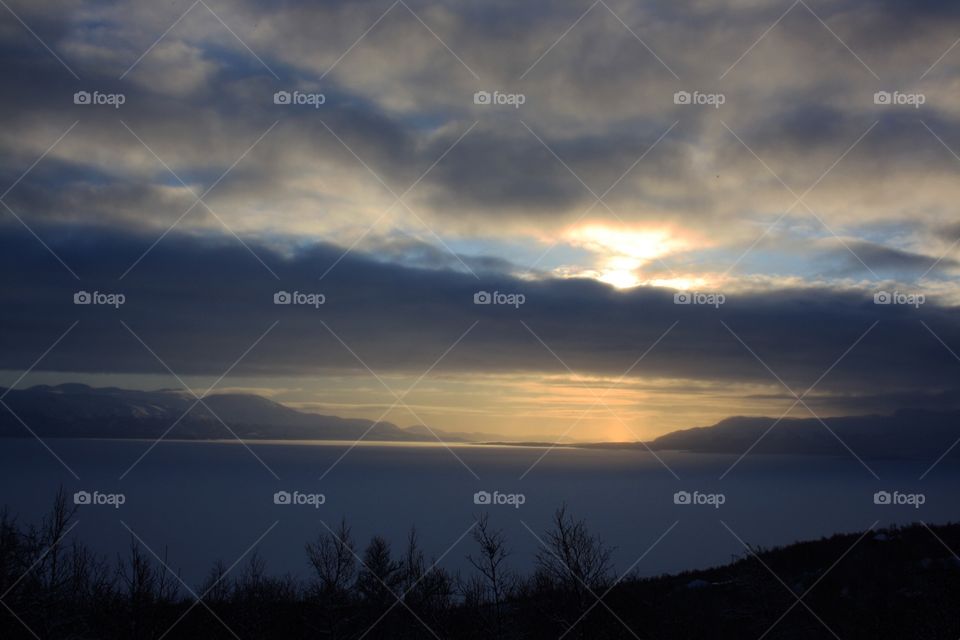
[568, 224, 678, 262]
[595, 419, 642, 442]
[562, 223, 693, 290]
[646, 276, 710, 291]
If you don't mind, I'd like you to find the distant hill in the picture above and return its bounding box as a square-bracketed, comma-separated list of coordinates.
[643, 409, 960, 459]
[0, 384, 459, 442]
[495, 409, 960, 460]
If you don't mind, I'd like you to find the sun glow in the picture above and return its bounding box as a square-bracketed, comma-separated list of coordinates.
[647, 277, 710, 291]
[561, 224, 694, 290]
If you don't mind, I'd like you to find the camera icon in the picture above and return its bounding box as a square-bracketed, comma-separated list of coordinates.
[474, 291, 492, 305]
[873, 291, 891, 304]
[873, 490, 891, 505]
[74, 290, 92, 304]
[673, 91, 691, 105]
[673, 490, 691, 505]
[73, 491, 92, 505]
[473, 491, 492, 505]
[673, 292, 691, 304]
[873, 91, 891, 105]
[274, 291, 292, 304]
[473, 91, 491, 105]
[73, 91, 91, 105]
[274, 91, 291, 105]
[273, 491, 292, 505]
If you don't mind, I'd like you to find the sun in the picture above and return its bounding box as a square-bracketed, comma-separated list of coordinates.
[561, 223, 693, 290]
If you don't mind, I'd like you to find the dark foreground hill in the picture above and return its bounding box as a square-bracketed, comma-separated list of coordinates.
[1, 491, 958, 639]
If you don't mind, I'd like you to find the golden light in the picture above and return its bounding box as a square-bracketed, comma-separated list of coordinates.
[598, 268, 641, 290]
[562, 223, 693, 290]
[568, 225, 678, 261]
[647, 277, 710, 291]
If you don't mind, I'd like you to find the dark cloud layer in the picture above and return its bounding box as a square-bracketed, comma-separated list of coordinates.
[1, 224, 958, 408]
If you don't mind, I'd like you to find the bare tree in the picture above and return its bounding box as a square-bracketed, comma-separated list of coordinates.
[535, 505, 613, 592]
[35, 487, 76, 596]
[534, 505, 615, 638]
[198, 559, 233, 606]
[356, 535, 403, 637]
[402, 527, 454, 633]
[306, 517, 356, 597]
[465, 514, 515, 639]
[305, 518, 357, 637]
[231, 552, 302, 639]
[116, 536, 179, 639]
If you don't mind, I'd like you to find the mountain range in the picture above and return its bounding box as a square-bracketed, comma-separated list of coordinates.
[1, 384, 958, 459]
[0, 384, 523, 443]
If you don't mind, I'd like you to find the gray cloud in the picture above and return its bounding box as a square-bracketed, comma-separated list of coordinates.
[4, 0, 960, 254]
[1, 225, 958, 405]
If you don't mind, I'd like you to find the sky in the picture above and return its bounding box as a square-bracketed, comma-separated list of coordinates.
[2, 0, 960, 440]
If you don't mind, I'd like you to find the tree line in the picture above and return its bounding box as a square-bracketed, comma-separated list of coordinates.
[2, 489, 959, 639]
[0, 489, 625, 639]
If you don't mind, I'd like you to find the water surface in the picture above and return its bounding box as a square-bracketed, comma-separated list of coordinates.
[0, 438, 955, 585]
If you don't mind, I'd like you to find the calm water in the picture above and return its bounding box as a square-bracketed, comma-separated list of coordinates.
[0, 438, 956, 585]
